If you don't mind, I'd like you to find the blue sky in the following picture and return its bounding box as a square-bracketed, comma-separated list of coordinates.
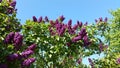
[16, 0, 120, 24]
[16, 0, 120, 65]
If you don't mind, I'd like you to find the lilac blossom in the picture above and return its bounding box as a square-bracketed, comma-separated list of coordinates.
[104, 17, 108, 22]
[79, 28, 87, 37]
[84, 22, 88, 26]
[21, 50, 34, 58]
[33, 16, 37, 22]
[99, 17, 103, 22]
[10, 0, 16, 8]
[13, 32, 23, 50]
[68, 19, 72, 26]
[59, 15, 65, 22]
[7, 53, 19, 61]
[38, 16, 42, 23]
[0, 64, 8, 68]
[72, 35, 82, 42]
[21, 58, 36, 67]
[4, 32, 15, 44]
[77, 21, 82, 27]
[27, 44, 37, 51]
[44, 16, 49, 22]
[0, 0, 2, 3]
[68, 25, 75, 35]
[116, 58, 120, 64]
[55, 22, 66, 36]
[73, 24, 78, 30]
[83, 35, 91, 46]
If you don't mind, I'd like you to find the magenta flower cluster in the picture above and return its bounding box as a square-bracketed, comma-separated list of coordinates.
[0, 0, 2, 3]
[49, 18, 67, 36]
[3, 32, 36, 68]
[46, 15, 91, 47]
[6, 44, 36, 68]
[21, 44, 36, 67]
[33, 16, 49, 23]
[7, 0, 17, 14]
[0, 64, 7, 68]
[116, 58, 120, 64]
[4, 32, 23, 50]
[48, 16, 83, 36]
[72, 28, 91, 46]
[95, 17, 108, 23]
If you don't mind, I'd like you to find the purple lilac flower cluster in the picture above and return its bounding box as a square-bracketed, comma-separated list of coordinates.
[72, 28, 91, 46]
[116, 58, 120, 64]
[0, 64, 8, 68]
[59, 15, 65, 22]
[0, 0, 2, 3]
[46, 16, 91, 47]
[67, 19, 76, 34]
[7, 53, 21, 61]
[72, 28, 86, 42]
[21, 44, 36, 67]
[6, 44, 36, 68]
[13, 32, 23, 50]
[4, 32, 36, 67]
[55, 19, 67, 36]
[48, 16, 83, 37]
[49, 18, 67, 36]
[88, 58, 94, 68]
[95, 17, 108, 24]
[7, 0, 17, 14]
[4, 32, 23, 50]
[33, 16, 49, 23]
[4, 32, 15, 44]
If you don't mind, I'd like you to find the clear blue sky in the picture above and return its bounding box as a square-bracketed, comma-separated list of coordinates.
[16, 0, 120, 24]
[16, 0, 120, 65]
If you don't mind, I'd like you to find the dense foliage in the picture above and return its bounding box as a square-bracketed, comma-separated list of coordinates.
[0, 0, 120, 68]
